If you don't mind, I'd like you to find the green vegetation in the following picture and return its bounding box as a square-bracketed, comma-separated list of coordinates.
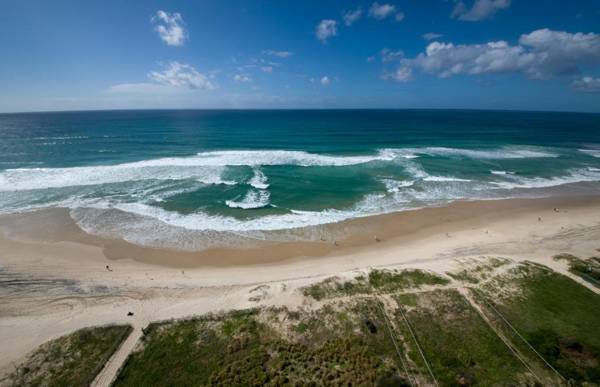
[554, 253, 600, 287]
[10, 257, 598, 386]
[446, 257, 511, 284]
[301, 269, 449, 301]
[5, 325, 132, 387]
[478, 263, 600, 384]
[115, 303, 411, 386]
[392, 290, 534, 386]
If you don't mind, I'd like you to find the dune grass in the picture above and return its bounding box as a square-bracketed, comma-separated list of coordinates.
[5, 325, 132, 387]
[392, 289, 535, 386]
[114, 302, 411, 386]
[554, 253, 600, 288]
[301, 268, 449, 301]
[478, 264, 600, 384]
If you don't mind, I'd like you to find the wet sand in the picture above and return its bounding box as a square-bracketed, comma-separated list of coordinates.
[2, 195, 600, 267]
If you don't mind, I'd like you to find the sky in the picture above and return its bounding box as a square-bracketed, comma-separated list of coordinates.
[1, 0, 600, 113]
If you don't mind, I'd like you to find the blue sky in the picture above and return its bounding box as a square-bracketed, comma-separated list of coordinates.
[1, 0, 600, 113]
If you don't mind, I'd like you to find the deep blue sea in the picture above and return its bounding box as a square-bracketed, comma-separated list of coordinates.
[1, 110, 599, 250]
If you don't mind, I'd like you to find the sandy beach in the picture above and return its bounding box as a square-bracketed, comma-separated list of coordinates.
[1, 195, 600, 381]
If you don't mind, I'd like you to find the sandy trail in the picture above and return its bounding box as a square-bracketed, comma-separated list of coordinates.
[0, 196, 599, 382]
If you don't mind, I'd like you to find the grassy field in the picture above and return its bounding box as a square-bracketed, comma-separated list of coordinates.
[115, 301, 411, 386]
[4, 325, 132, 387]
[301, 268, 449, 301]
[477, 263, 600, 385]
[392, 289, 535, 386]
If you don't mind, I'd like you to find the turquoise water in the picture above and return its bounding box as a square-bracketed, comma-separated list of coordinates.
[0, 110, 599, 250]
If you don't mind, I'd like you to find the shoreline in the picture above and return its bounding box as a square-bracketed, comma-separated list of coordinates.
[1, 194, 600, 268]
[1, 194, 600, 378]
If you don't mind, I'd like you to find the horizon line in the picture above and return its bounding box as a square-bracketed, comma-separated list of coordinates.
[2, 107, 600, 116]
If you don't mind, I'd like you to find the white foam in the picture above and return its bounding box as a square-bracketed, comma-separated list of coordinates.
[0, 146, 560, 192]
[33, 135, 89, 140]
[423, 176, 472, 182]
[491, 168, 600, 189]
[45, 166, 600, 244]
[186, 149, 395, 167]
[225, 190, 271, 209]
[579, 149, 600, 158]
[410, 146, 557, 159]
[381, 179, 414, 193]
[82, 202, 355, 232]
[402, 160, 430, 179]
[490, 170, 515, 175]
[0, 164, 228, 192]
[0, 150, 396, 191]
[248, 168, 269, 189]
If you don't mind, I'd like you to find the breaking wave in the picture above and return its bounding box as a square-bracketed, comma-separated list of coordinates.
[225, 190, 271, 209]
[0, 146, 560, 192]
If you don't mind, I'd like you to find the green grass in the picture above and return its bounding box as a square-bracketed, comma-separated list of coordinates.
[554, 253, 600, 288]
[5, 325, 132, 387]
[302, 269, 449, 301]
[479, 264, 600, 384]
[115, 302, 411, 386]
[393, 290, 535, 386]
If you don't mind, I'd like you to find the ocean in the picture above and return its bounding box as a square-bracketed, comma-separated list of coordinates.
[1, 109, 599, 250]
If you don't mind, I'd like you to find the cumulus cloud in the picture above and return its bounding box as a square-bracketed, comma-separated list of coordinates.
[263, 50, 293, 58]
[148, 61, 215, 89]
[343, 8, 363, 26]
[233, 74, 252, 82]
[152, 10, 187, 46]
[388, 29, 600, 82]
[320, 76, 331, 86]
[452, 0, 510, 22]
[316, 19, 338, 42]
[423, 32, 443, 41]
[369, 2, 397, 19]
[109, 62, 215, 93]
[571, 77, 600, 92]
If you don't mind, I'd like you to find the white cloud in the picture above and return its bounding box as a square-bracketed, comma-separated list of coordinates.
[261, 66, 274, 73]
[233, 74, 252, 82]
[423, 32, 443, 41]
[263, 50, 293, 58]
[380, 48, 404, 63]
[395, 12, 405, 22]
[384, 67, 412, 82]
[367, 56, 376, 62]
[451, 0, 510, 22]
[316, 19, 338, 42]
[571, 77, 600, 92]
[148, 61, 215, 89]
[152, 10, 187, 46]
[109, 62, 215, 94]
[343, 8, 363, 26]
[369, 3, 396, 20]
[518, 29, 600, 77]
[389, 29, 600, 82]
[320, 76, 331, 86]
